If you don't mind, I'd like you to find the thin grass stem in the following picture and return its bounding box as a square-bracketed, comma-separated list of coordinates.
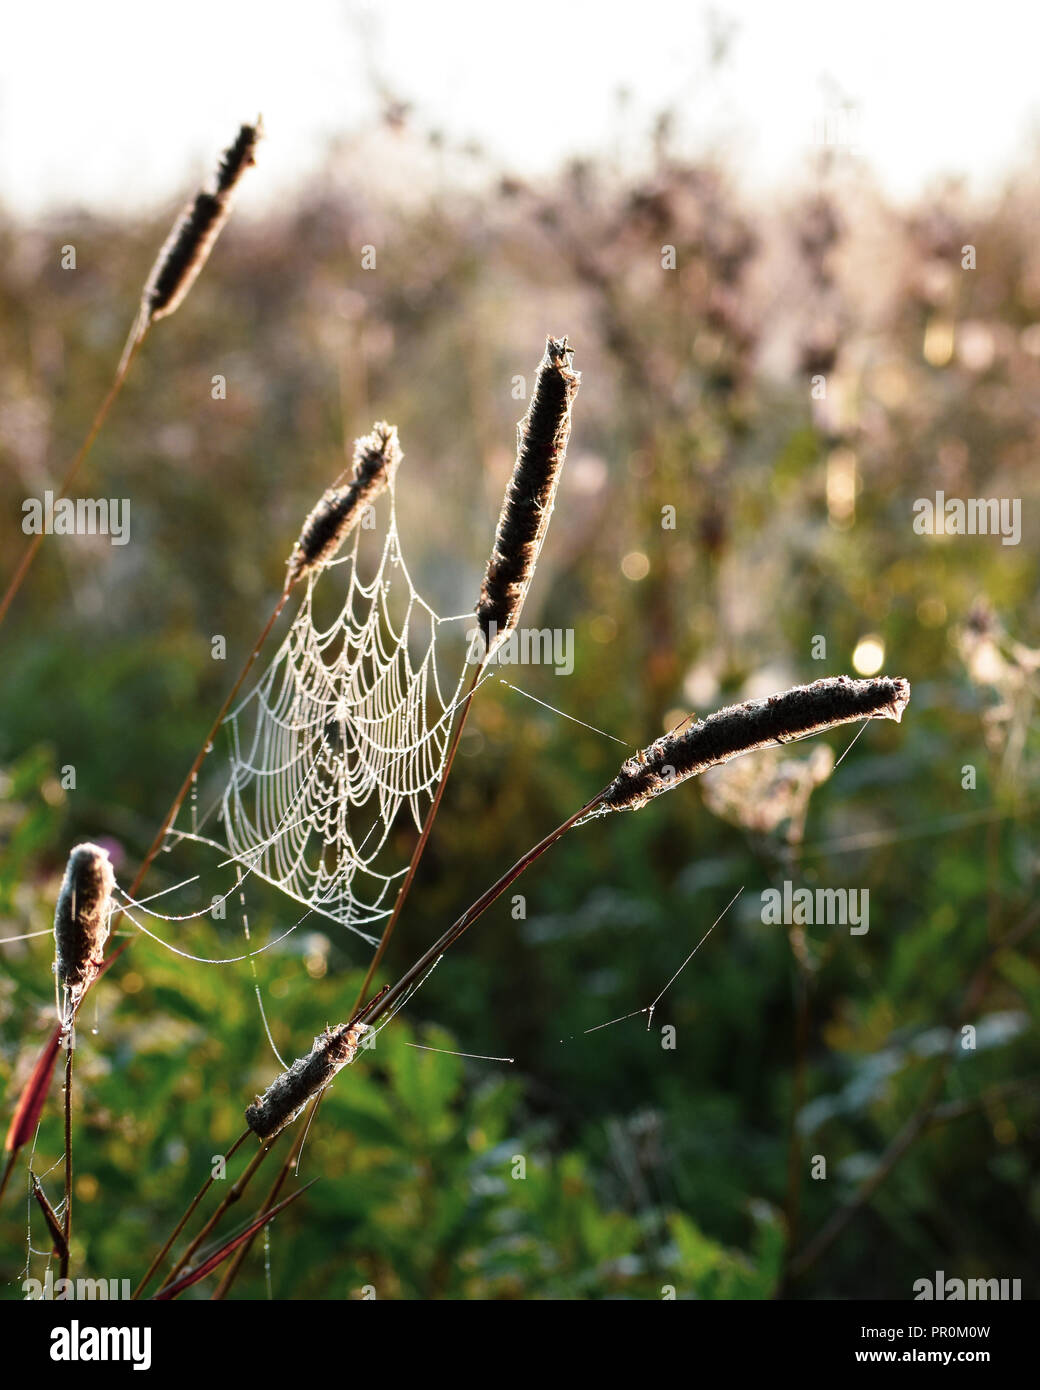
[210, 1096, 318, 1299]
[0, 334, 145, 630]
[60, 1037, 73, 1281]
[152, 1130, 275, 1295]
[131, 1129, 249, 1300]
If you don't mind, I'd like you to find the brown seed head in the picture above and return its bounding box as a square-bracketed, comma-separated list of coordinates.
[287, 422, 402, 584]
[143, 119, 262, 325]
[600, 676, 910, 814]
[476, 337, 580, 652]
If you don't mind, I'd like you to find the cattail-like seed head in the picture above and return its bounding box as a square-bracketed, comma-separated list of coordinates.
[287, 421, 402, 584]
[214, 121, 262, 195]
[53, 843, 115, 1016]
[142, 119, 262, 325]
[476, 336, 580, 653]
[246, 1021, 368, 1141]
[599, 676, 910, 815]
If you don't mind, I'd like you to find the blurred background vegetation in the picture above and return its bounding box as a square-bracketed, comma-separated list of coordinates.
[0, 102, 1038, 1300]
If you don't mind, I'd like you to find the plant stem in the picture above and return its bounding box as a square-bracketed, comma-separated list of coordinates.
[191, 777, 606, 1298]
[73, 577, 291, 1290]
[211, 1099, 315, 1299]
[157, 1181, 315, 1301]
[131, 1129, 249, 1300]
[150, 696, 626, 1295]
[152, 1130, 275, 1295]
[211, 779, 607, 1298]
[355, 785, 610, 1031]
[0, 331, 146, 631]
[353, 661, 482, 1011]
[60, 1034, 73, 1282]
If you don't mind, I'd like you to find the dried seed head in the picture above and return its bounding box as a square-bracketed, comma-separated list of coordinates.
[53, 842, 115, 1016]
[599, 676, 910, 814]
[287, 421, 402, 584]
[246, 1021, 368, 1141]
[142, 119, 262, 325]
[476, 336, 580, 653]
[214, 121, 262, 196]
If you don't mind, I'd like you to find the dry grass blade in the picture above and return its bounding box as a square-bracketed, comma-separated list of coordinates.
[3, 1027, 62, 1160]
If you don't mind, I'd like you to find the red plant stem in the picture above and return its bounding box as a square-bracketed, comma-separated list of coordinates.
[211, 1124, 303, 1299]
[154, 1181, 316, 1300]
[151, 1130, 274, 1296]
[132, 1134, 250, 1295]
[131, 1129, 249, 1300]
[211, 660, 489, 1298]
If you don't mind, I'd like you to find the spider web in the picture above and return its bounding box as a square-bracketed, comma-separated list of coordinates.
[172, 490, 475, 944]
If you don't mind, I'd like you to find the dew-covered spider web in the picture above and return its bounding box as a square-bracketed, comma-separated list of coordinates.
[168, 489, 478, 945]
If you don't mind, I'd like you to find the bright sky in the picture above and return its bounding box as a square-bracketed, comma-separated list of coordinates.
[2, 0, 1036, 216]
